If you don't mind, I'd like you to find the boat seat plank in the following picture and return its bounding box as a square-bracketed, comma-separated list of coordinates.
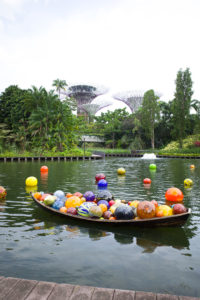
[25, 281, 56, 300]
[48, 283, 75, 300]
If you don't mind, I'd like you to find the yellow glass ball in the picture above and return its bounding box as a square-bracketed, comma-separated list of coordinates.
[156, 205, 173, 217]
[25, 176, 38, 187]
[184, 178, 193, 187]
[129, 200, 140, 208]
[117, 168, 126, 175]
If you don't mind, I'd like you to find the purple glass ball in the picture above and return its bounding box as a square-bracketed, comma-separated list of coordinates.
[83, 191, 95, 202]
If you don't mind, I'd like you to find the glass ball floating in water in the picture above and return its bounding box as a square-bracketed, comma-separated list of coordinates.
[25, 176, 38, 187]
[149, 164, 156, 170]
[95, 173, 106, 182]
[117, 168, 126, 175]
[143, 178, 151, 184]
[40, 165, 48, 173]
[184, 178, 193, 188]
[165, 187, 184, 202]
[97, 179, 108, 190]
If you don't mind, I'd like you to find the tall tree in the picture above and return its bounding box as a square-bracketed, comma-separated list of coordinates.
[52, 79, 67, 99]
[95, 108, 129, 148]
[172, 68, 193, 148]
[140, 89, 160, 149]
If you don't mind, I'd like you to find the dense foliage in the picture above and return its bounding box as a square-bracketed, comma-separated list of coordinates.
[0, 69, 200, 155]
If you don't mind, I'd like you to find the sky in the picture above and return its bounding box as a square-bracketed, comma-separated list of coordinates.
[0, 0, 200, 113]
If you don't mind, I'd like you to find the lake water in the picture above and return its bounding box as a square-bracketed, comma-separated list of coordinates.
[0, 157, 200, 297]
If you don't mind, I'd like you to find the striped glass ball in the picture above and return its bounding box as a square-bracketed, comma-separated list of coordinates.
[77, 202, 96, 217]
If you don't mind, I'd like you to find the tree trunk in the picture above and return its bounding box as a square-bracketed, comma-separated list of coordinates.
[151, 127, 155, 149]
[112, 132, 115, 149]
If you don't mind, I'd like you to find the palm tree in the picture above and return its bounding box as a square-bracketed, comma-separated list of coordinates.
[52, 79, 67, 99]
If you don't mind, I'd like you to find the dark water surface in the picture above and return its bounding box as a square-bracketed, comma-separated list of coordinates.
[0, 157, 200, 297]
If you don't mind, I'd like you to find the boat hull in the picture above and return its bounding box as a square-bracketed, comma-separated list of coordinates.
[32, 195, 191, 227]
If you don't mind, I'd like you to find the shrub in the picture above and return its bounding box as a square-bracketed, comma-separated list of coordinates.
[194, 141, 200, 147]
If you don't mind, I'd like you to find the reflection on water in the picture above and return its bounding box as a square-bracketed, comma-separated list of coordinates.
[0, 158, 200, 297]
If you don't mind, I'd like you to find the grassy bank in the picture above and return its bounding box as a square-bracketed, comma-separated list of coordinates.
[0, 148, 92, 157]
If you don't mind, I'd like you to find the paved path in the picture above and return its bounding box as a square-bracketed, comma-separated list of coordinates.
[0, 276, 199, 300]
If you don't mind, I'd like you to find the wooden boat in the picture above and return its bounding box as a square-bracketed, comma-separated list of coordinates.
[32, 194, 191, 227]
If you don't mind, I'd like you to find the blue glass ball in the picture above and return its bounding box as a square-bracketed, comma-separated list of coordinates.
[98, 179, 108, 190]
[97, 200, 110, 208]
[52, 199, 64, 210]
[53, 190, 65, 200]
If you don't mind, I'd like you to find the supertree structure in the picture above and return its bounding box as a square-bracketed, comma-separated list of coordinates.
[79, 101, 112, 122]
[62, 84, 108, 115]
[113, 90, 162, 113]
[113, 90, 145, 113]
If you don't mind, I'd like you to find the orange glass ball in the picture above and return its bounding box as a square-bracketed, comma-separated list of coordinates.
[65, 196, 82, 209]
[99, 203, 107, 213]
[40, 166, 48, 173]
[137, 201, 156, 219]
[59, 207, 67, 213]
[165, 187, 184, 202]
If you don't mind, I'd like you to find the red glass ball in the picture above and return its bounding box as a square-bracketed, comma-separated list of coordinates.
[143, 178, 151, 184]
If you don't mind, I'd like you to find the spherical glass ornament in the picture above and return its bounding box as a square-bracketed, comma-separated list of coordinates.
[143, 178, 151, 184]
[129, 200, 140, 208]
[40, 166, 48, 173]
[97, 200, 109, 208]
[89, 205, 103, 218]
[54, 190, 65, 199]
[98, 203, 108, 213]
[52, 199, 64, 210]
[0, 186, 7, 199]
[67, 207, 77, 215]
[44, 195, 57, 206]
[95, 173, 106, 182]
[184, 178, 193, 188]
[77, 202, 96, 217]
[173, 203, 187, 215]
[65, 196, 82, 209]
[117, 168, 126, 175]
[114, 204, 135, 220]
[137, 201, 156, 219]
[96, 190, 113, 202]
[149, 164, 156, 170]
[83, 191, 95, 202]
[156, 205, 173, 217]
[25, 176, 38, 187]
[97, 179, 108, 190]
[165, 187, 184, 202]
